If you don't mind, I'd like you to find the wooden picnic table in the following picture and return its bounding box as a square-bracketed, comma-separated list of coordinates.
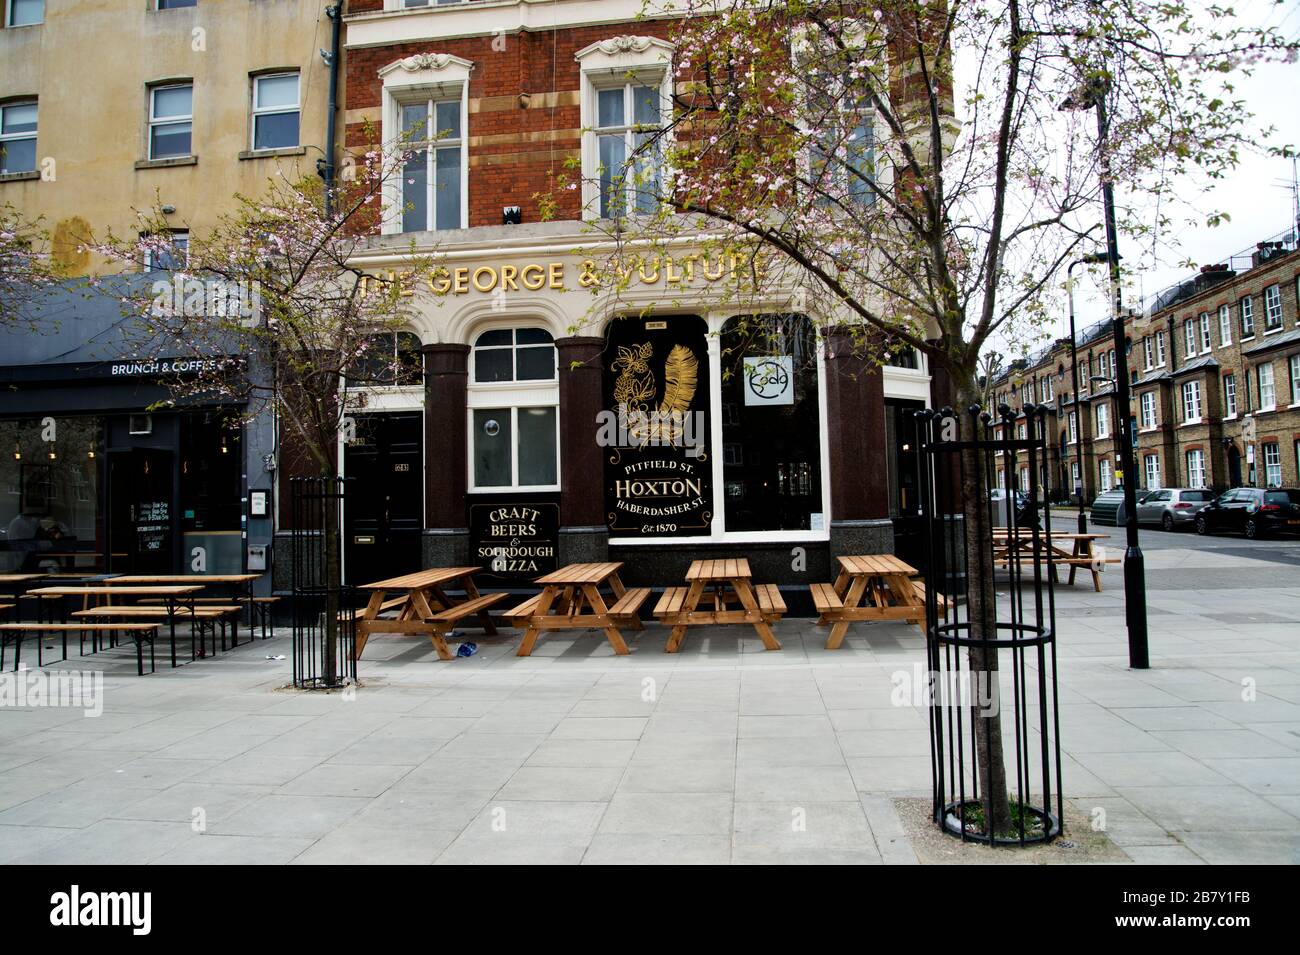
[991, 530, 1116, 592]
[654, 558, 784, 653]
[105, 574, 262, 626]
[0, 574, 46, 621]
[810, 555, 929, 649]
[506, 562, 650, 657]
[354, 566, 507, 661]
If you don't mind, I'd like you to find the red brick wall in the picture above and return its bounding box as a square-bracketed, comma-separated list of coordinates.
[345, 20, 677, 227]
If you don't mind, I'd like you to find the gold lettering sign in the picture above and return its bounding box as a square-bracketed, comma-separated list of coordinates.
[359, 254, 765, 296]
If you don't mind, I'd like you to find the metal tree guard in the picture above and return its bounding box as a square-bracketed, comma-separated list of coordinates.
[917, 404, 1064, 845]
[289, 476, 356, 689]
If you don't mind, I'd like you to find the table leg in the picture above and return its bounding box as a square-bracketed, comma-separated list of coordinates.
[461, 576, 498, 635]
[826, 574, 869, 650]
[734, 579, 781, 651]
[354, 589, 387, 660]
[516, 587, 557, 657]
[665, 579, 705, 653]
[582, 584, 629, 655]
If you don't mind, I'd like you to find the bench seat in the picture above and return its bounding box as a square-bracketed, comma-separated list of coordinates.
[0, 622, 161, 674]
[606, 587, 650, 624]
[754, 583, 786, 616]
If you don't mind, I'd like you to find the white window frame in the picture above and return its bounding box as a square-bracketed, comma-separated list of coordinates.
[1289, 354, 1300, 406]
[1183, 320, 1196, 359]
[142, 229, 189, 271]
[1139, 391, 1156, 429]
[1144, 453, 1161, 491]
[1142, 337, 1152, 371]
[576, 36, 674, 222]
[1264, 283, 1283, 332]
[1185, 448, 1205, 488]
[1218, 304, 1232, 347]
[1199, 312, 1212, 353]
[1099, 458, 1113, 493]
[466, 323, 560, 493]
[0, 99, 37, 174]
[378, 53, 473, 235]
[5, 0, 43, 27]
[1095, 402, 1110, 438]
[1263, 443, 1281, 488]
[250, 72, 300, 151]
[1257, 361, 1275, 411]
[1068, 410, 1077, 444]
[1224, 372, 1237, 418]
[148, 82, 194, 160]
[1182, 379, 1202, 424]
[1154, 331, 1166, 367]
[1240, 295, 1255, 338]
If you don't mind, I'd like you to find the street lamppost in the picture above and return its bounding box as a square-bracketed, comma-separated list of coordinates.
[1062, 77, 1150, 670]
[1067, 253, 1110, 532]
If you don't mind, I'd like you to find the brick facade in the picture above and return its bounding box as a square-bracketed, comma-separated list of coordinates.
[990, 242, 1300, 498]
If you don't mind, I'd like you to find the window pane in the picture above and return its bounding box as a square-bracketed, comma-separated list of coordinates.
[0, 138, 36, 173]
[847, 119, 875, 203]
[516, 345, 556, 381]
[632, 131, 659, 213]
[152, 86, 192, 119]
[474, 348, 512, 383]
[632, 85, 659, 125]
[598, 134, 626, 218]
[475, 329, 512, 347]
[401, 103, 427, 138]
[255, 74, 298, 110]
[401, 154, 427, 232]
[9, 0, 44, 25]
[515, 327, 553, 345]
[2, 103, 37, 134]
[517, 407, 557, 486]
[157, 0, 197, 7]
[721, 314, 823, 531]
[473, 409, 512, 487]
[254, 111, 299, 150]
[597, 88, 624, 128]
[434, 100, 461, 140]
[434, 146, 461, 228]
[151, 121, 192, 158]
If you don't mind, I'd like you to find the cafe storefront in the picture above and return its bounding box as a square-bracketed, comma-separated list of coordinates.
[343, 224, 940, 593]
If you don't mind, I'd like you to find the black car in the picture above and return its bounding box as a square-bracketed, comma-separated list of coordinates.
[1194, 487, 1300, 539]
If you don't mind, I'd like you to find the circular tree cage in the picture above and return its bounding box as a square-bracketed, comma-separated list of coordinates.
[916, 404, 1064, 846]
[289, 476, 357, 689]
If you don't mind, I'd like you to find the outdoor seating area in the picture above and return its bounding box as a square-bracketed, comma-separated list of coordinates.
[0, 572, 265, 675]
[991, 528, 1119, 592]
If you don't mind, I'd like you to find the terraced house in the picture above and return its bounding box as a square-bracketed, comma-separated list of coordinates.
[990, 228, 1300, 500]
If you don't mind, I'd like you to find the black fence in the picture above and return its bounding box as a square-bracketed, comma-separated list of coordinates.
[289, 476, 356, 689]
[917, 404, 1064, 845]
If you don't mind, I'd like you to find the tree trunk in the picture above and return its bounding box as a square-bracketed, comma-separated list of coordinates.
[955, 379, 1013, 836]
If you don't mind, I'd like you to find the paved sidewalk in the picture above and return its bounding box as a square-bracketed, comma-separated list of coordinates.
[1, 546, 1297, 864]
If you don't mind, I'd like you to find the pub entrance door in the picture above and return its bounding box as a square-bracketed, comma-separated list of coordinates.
[344, 412, 423, 585]
[107, 448, 176, 574]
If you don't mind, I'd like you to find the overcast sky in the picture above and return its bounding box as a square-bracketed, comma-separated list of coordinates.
[995, 0, 1300, 350]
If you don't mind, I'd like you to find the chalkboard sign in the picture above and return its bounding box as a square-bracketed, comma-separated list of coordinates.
[470, 500, 559, 582]
[134, 500, 171, 557]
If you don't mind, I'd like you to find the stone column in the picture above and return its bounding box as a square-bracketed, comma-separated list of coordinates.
[423, 343, 470, 566]
[823, 325, 893, 557]
[555, 336, 609, 565]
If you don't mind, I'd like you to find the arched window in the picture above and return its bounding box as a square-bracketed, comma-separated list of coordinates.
[467, 327, 559, 490]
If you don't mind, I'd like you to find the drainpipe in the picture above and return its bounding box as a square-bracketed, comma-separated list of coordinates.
[322, 4, 343, 218]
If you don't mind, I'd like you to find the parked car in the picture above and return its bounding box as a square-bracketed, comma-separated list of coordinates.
[1194, 487, 1300, 539]
[1135, 487, 1216, 531]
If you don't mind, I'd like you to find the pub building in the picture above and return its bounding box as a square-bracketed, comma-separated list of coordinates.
[0, 280, 275, 593]
[331, 4, 948, 599]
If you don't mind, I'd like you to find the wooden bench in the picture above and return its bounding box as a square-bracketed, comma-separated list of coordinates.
[653, 587, 688, 617]
[418, 592, 509, 660]
[73, 605, 242, 665]
[504, 594, 543, 628]
[606, 587, 651, 626]
[239, 595, 280, 639]
[340, 595, 408, 622]
[810, 582, 843, 616]
[0, 623, 161, 675]
[754, 584, 786, 616]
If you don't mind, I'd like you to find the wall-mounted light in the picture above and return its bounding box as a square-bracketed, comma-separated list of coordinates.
[12, 441, 21, 461]
[220, 435, 229, 454]
[87, 441, 96, 460]
[47, 444, 57, 461]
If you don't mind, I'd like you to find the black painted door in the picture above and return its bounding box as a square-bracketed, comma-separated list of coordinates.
[344, 412, 423, 585]
[108, 448, 175, 574]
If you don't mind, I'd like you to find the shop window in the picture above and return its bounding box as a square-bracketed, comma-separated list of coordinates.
[468, 327, 558, 490]
[0, 417, 103, 573]
[0, 100, 37, 174]
[719, 313, 823, 532]
[346, 331, 423, 387]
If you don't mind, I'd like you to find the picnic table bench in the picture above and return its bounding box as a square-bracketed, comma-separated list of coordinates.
[654, 558, 784, 653]
[991, 530, 1117, 592]
[29, 584, 206, 668]
[810, 554, 934, 649]
[354, 567, 507, 661]
[0, 622, 162, 675]
[505, 562, 649, 657]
